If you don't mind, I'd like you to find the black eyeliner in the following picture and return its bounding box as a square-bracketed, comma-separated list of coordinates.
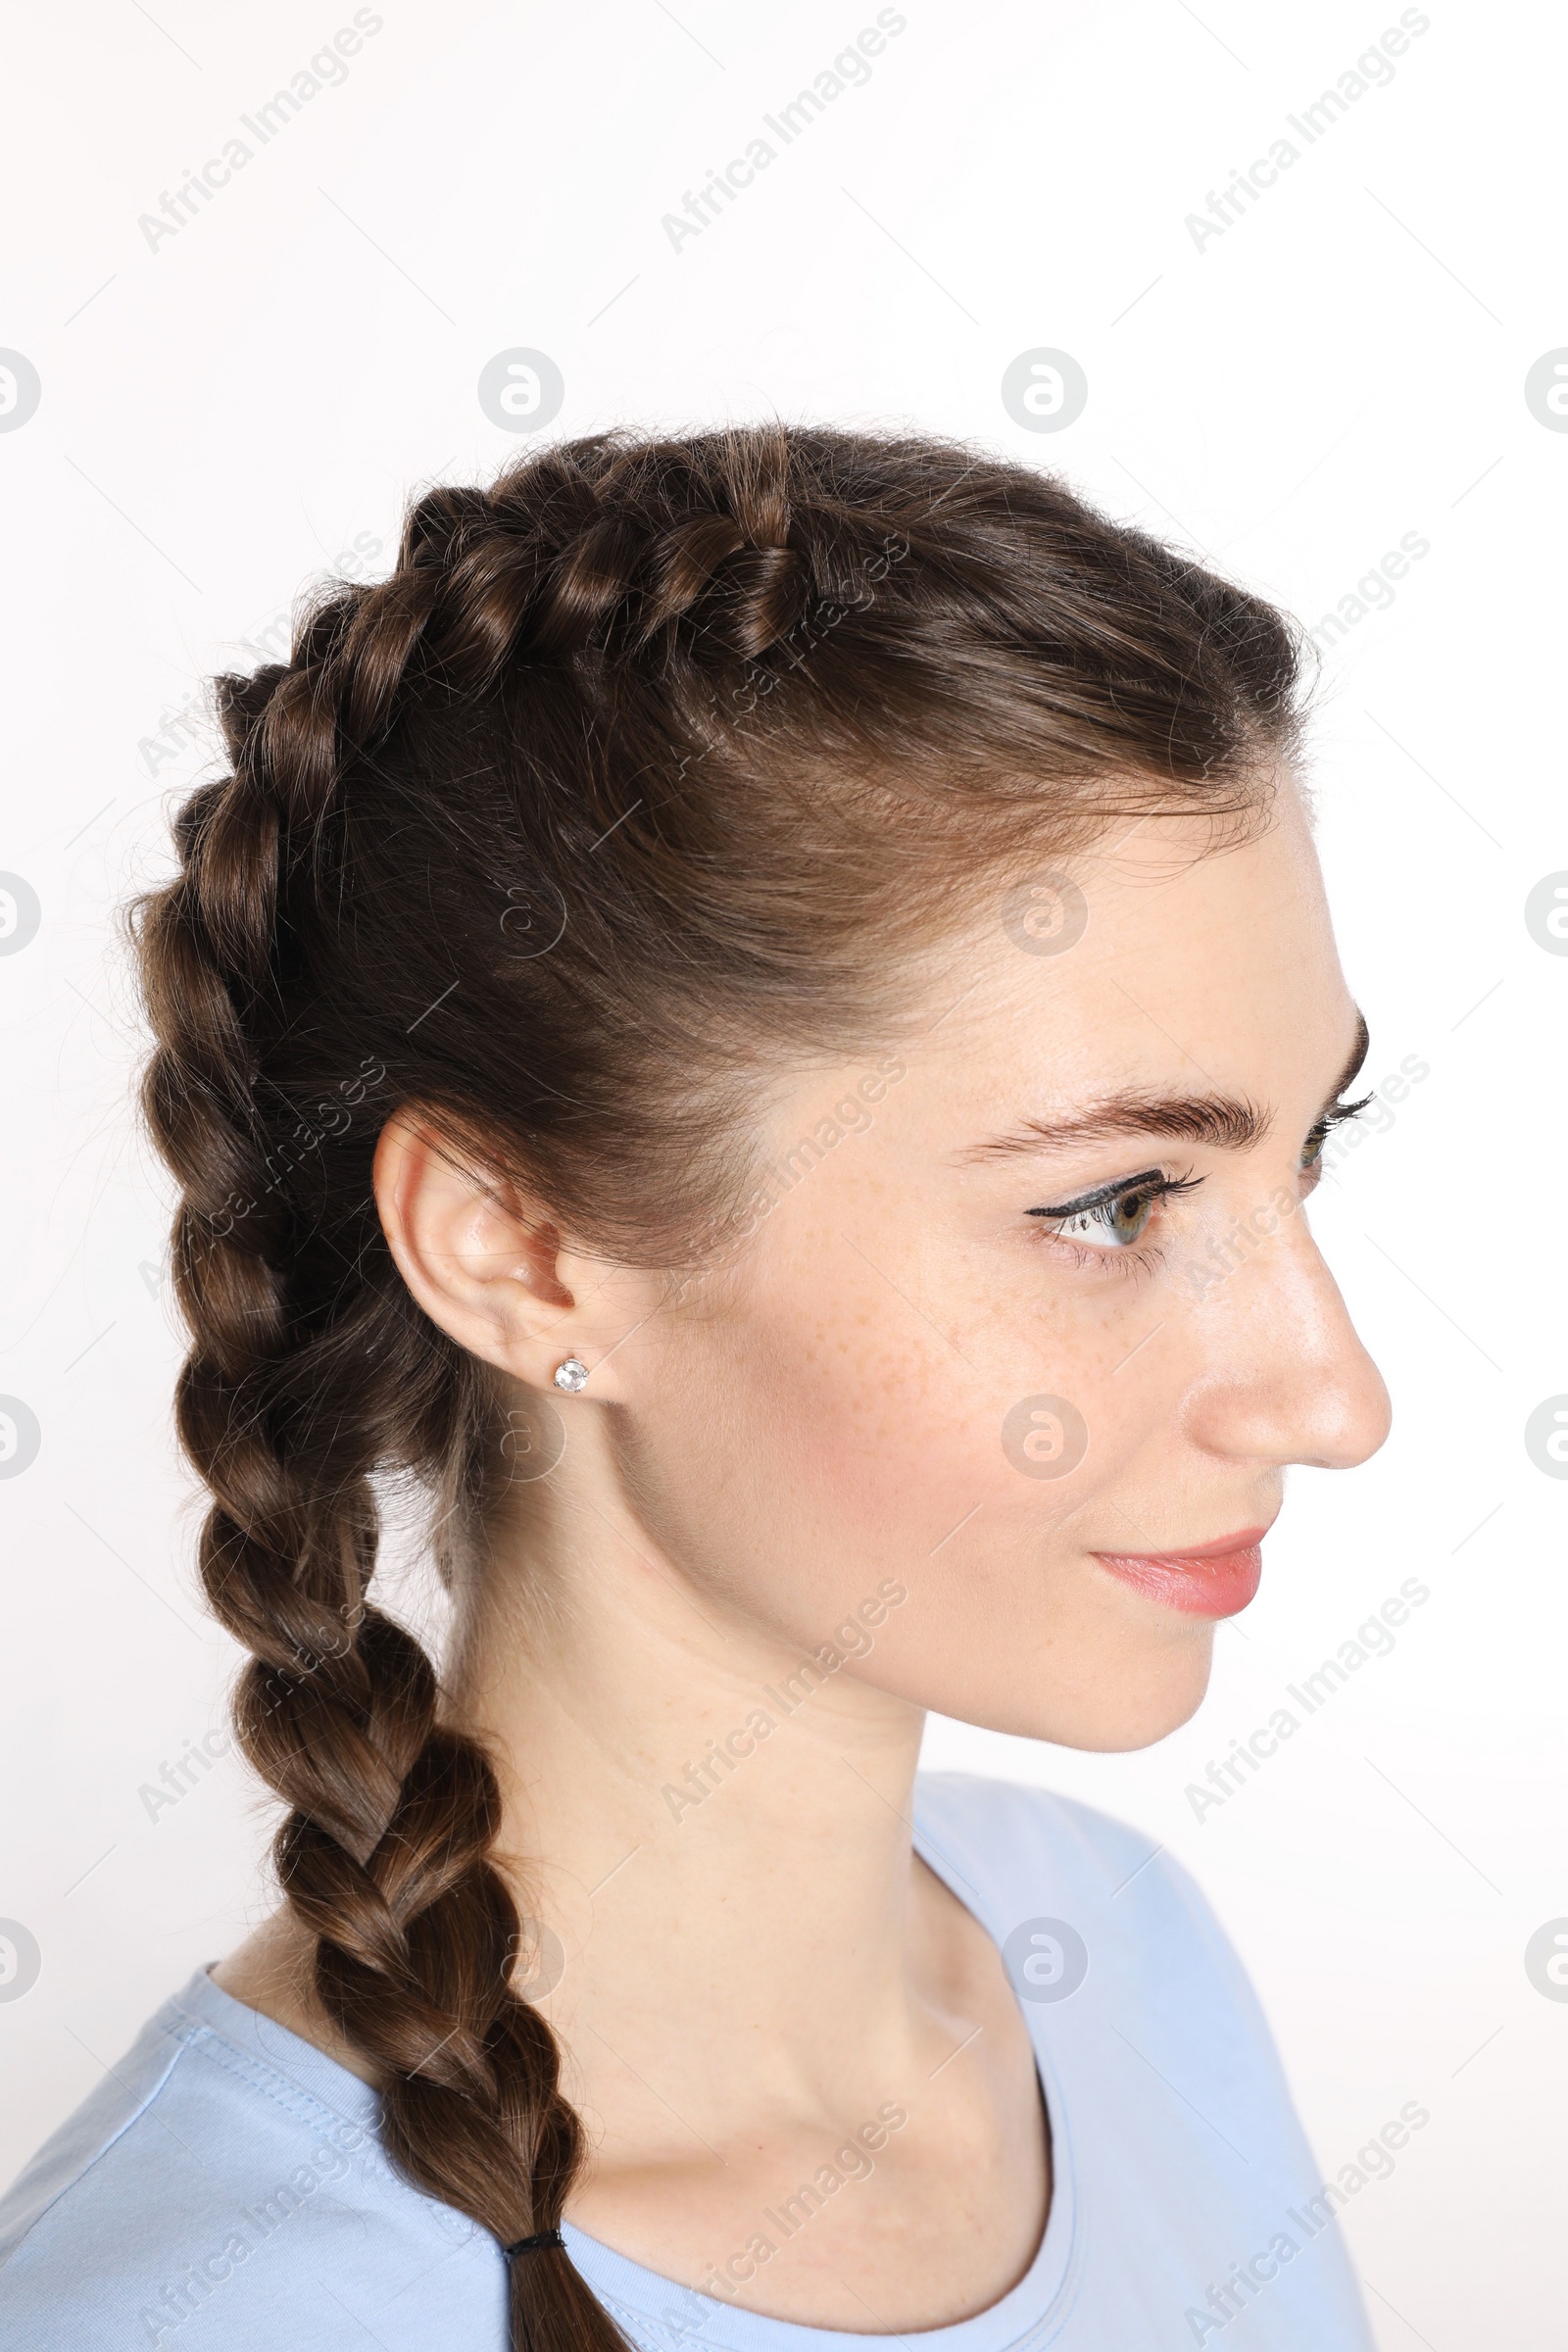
[1027, 1169, 1202, 1220]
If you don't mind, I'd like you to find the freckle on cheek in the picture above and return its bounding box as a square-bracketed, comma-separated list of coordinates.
[775, 1334, 980, 1522]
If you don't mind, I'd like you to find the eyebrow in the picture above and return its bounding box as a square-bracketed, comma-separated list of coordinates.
[959, 1010, 1370, 1165]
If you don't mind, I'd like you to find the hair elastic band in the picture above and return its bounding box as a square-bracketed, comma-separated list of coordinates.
[505, 2229, 565, 2260]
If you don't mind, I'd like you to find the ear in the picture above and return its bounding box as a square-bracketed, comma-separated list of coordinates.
[371, 1113, 648, 1398]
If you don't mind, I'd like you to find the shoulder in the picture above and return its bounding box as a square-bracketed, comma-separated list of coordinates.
[911, 1785, 1371, 2344]
[912, 1769, 1323, 2183]
[0, 1970, 501, 2351]
[912, 1769, 1273, 2038]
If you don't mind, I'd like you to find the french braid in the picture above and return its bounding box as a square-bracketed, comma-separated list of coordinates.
[132, 424, 1303, 2349]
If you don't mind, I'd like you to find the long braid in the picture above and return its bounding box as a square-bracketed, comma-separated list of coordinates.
[134, 477, 716, 2348]
[133, 424, 1304, 2349]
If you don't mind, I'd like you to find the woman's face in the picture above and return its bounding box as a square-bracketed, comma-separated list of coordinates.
[603, 781, 1392, 1750]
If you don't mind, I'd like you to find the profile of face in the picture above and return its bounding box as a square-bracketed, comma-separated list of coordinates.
[377, 778, 1392, 1755]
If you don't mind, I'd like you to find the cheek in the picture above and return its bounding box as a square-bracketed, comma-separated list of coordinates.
[710, 1234, 1151, 1569]
[718, 1270, 1211, 1742]
[630, 1230, 1216, 1745]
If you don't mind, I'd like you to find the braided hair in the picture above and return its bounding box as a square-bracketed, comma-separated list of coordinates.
[132, 422, 1303, 2351]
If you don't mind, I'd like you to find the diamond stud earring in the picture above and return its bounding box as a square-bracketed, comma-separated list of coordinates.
[553, 1356, 589, 1395]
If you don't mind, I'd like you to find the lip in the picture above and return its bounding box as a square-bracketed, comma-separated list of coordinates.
[1089, 1526, 1270, 1619]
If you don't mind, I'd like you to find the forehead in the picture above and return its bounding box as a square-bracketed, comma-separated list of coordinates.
[902, 788, 1349, 1113]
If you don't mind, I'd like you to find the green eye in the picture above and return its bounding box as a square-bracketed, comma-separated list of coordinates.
[1029, 1166, 1201, 1258]
[1054, 1185, 1157, 1250]
[1301, 1124, 1328, 1169]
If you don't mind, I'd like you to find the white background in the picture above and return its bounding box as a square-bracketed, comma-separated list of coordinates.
[2, 3, 1564, 2343]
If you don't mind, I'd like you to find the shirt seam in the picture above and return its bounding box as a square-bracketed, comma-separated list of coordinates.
[0, 2022, 188, 2278]
[165, 2003, 380, 2141]
[586, 2260, 1088, 2352]
[168, 2018, 451, 2222]
[0, 2003, 413, 2281]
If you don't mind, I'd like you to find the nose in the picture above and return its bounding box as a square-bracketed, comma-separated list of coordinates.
[1179, 1207, 1393, 1470]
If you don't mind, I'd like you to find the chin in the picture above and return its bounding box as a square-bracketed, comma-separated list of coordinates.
[955, 1633, 1217, 1753]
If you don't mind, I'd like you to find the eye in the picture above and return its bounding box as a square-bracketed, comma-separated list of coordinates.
[1028, 1168, 1201, 1259]
[1053, 1183, 1160, 1250]
[1301, 1091, 1374, 1178]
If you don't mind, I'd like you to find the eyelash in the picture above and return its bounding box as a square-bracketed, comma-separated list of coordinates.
[1301, 1091, 1374, 1166]
[1027, 1093, 1374, 1273]
[1026, 1170, 1200, 1274]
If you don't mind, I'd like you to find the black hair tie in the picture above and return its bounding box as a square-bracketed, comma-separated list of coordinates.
[505, 2229, 565, 2260]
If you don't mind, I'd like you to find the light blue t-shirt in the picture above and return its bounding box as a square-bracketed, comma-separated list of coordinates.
[0, 1775, 1373, 2350]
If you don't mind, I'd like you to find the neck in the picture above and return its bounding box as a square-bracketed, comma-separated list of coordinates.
[446, 1475, 930, 2113]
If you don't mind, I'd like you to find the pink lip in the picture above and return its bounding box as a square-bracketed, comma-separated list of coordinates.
[1090, 1526, 1269, 1619]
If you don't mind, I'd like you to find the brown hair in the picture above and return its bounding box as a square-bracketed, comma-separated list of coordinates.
[132, 422, 1302, 2352]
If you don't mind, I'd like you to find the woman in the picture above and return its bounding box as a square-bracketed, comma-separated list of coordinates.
[0, 424, 1390, 2349]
